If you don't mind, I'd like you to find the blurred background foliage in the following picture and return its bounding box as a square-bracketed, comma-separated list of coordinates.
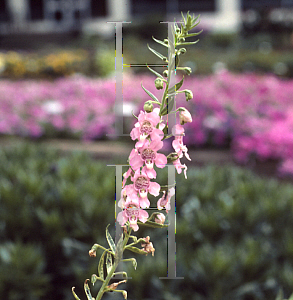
[1, 143, 293, 300]
[0, 16, 293, 79]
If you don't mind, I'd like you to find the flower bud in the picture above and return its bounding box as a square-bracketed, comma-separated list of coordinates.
[176, 28, 180, 34]
[184, 67, 192, 75]
[184, 90, 193, 101]
[179, 37, 185, 42]
[179, 107, 192, 125]
[89, 249, 96, 257]
[162, 57, 167, 62]
[154, 77, 164, 90]
[179, 48, 186, 54]
[154, 213, 165, 224]
[144, 101, 153, 112]
[163, 39, 169, 45]
[167, 152, 179, 163]
[163, 70, 168, 77]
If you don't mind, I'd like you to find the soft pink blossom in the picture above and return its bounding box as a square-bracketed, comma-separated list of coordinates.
[130, 110, 164, 148]
[157, 187, 175, 213]
[172, 124, 191, 161]
[129, 139, 167, 178]
[117, 199, 148, 231]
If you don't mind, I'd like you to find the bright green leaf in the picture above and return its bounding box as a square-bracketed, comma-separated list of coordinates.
[141, 83, 159, 103]
[147, 44, 167, 61]
[152, 36, 169, 48]
[137, 220, 169, 229]
[147, 66, 165, 80]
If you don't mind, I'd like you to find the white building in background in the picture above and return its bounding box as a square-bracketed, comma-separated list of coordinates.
[0, 0, 243, 35]
[0, 0, 286, 36]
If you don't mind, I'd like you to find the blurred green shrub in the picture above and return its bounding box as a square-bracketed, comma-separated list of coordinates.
[1, 143, 293, 299]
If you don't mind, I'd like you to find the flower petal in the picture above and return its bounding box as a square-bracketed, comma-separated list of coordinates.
[155, 153, 167, 168]
[149, 181, 160, 196]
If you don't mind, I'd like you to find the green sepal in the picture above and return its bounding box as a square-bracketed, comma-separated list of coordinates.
[152, 36, 169, 48]
[98, 250, 106, 280]
[106, 252, 113, 276]
[147, 65, 165, 81]
[147, 44, 167, 61]
[84, 279, 94, 300]
[72, 287, 81, 300]
[168, 76, 184, 94]
[106, 224, 116, 253]
[137, 219, 169, 228]
[141, 83, 159, 103]
[125, 246, 148, 255]
[114, 233, 124, 267]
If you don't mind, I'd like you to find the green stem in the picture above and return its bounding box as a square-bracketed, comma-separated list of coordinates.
[95, 226, 132, 300]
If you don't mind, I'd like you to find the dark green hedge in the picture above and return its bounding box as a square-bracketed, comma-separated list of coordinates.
[0, 143, 293, 300]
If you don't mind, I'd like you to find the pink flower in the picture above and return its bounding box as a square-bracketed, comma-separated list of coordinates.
[173, 158, 188, 179]
[172, 124, 191, 161]
[130, 110, 164, 148]
[117, 185, 139, 209]
[125, 168, 160, 208]
[129, 139, 167, 178]
[122, 167, 134, 188]
[117, 199, 148, 232]
[157, 187, 175, 213]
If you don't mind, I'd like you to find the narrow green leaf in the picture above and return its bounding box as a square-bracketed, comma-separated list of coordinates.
[106, 224, 116, 253]
[141, 83, 159, 103]
[185, 30, 203, 38]
[147, 44, 166, 61]
[288, 292, 293, 300]
[177, 40, 200, 46]
[147, 66, 164, 80]
[152, 36, 169, 48]
[72, 287, 81, 300]
[137, 220, 169, 228]
[192, 14, 200, 25]
[84, 280, 94, 300]
[168, 76, 184, 94]
[98, 250, 106, 280]
[106, 252, 113, 276]
[114, 233, 124, 267]
[125, 246, 148, 255]
[181, 11, 186, 24]
[190, 20, 201, 30]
